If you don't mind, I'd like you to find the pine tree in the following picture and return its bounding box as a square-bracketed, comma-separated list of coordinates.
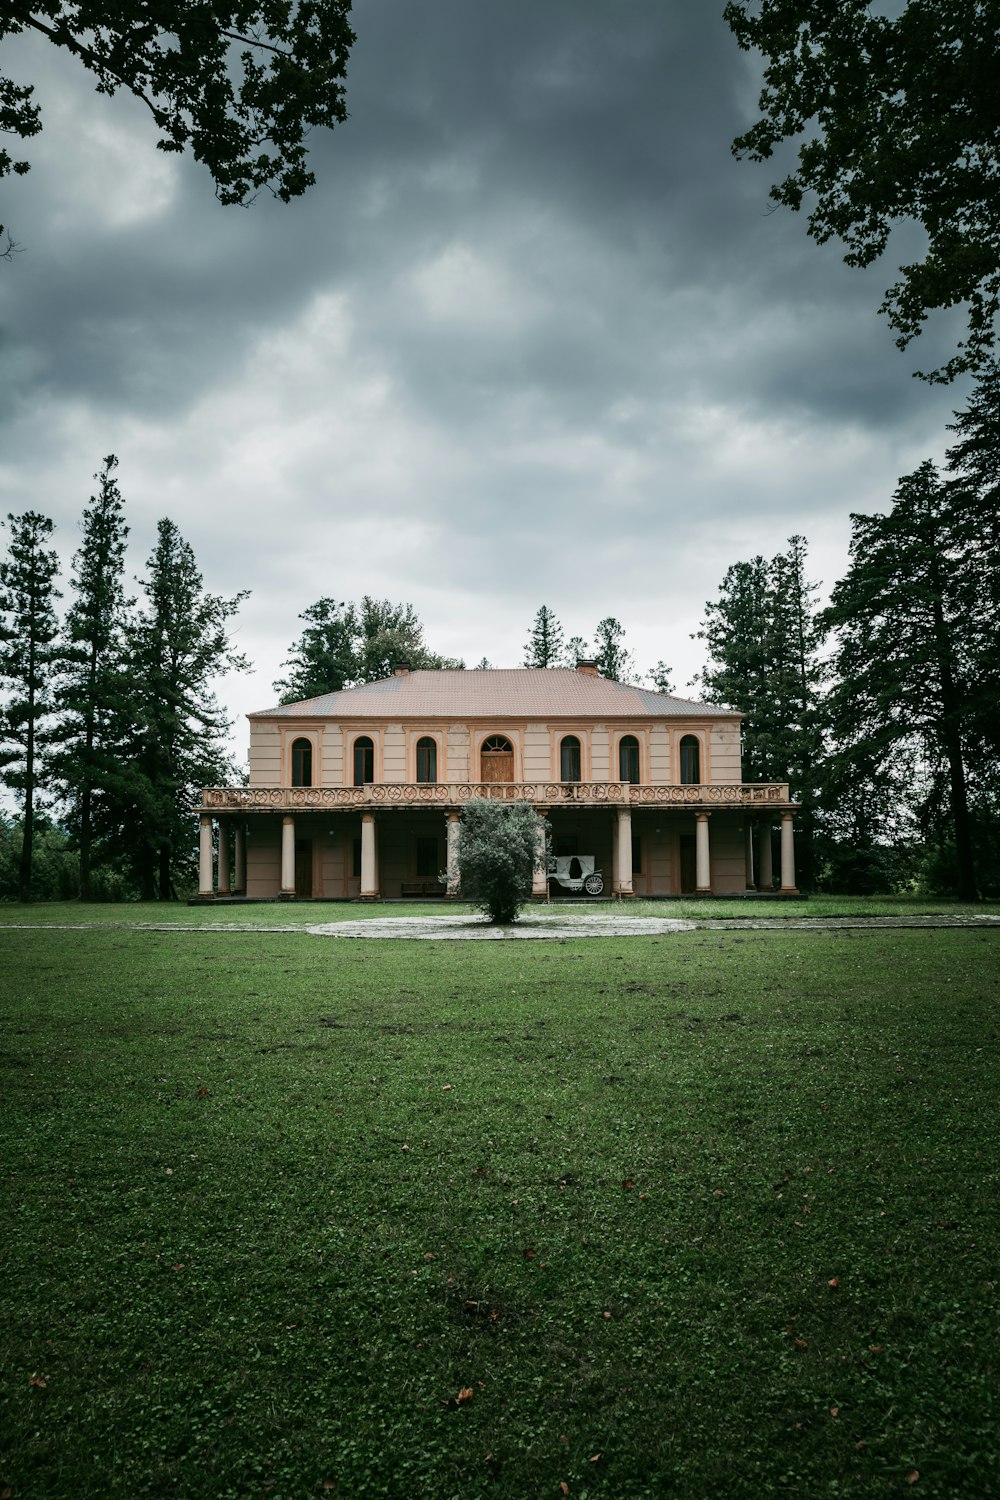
[648, 661, 674, 695]
[274, 595, 463, 702]
[592, 618, 636, 682]
[695, 541, 825, 885]
[695, 556, 773, 777]
[564, 635, 589, 668]
[123, 520, 248, 899]
[274, 597, 358, 704]
[0, 512, 61, 900]
[52, 456, 132, 899]
[523, 606, 565, 668]
[823, 463, 984, 899]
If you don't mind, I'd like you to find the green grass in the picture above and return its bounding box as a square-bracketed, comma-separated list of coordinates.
[2, 927, 998, 1498]
[0, 893, 996, 927]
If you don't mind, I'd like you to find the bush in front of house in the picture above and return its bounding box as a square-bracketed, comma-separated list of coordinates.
[456, 798, 546, 924]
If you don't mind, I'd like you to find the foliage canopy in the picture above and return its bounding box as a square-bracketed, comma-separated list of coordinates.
[0, 2, 355, 208]
[456, 798, 545, 925]
[725, 0, 1000, 380]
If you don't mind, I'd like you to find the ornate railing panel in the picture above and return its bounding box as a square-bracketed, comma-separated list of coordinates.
[200, 781, 793, 812]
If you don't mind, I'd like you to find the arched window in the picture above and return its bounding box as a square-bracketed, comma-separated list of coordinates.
[481, 734, 514, 784]
[560, 734, 581, 782]
[680, 734, 700, 785]
[291, 737, 313, 787]
[416, 736, 437, 784]
[619, 734, 640, 784]
[353, 735, 375, 785]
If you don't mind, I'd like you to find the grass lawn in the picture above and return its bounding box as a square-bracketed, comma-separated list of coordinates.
[1, 925, 998, 1498]
[0, 893, 996, 927]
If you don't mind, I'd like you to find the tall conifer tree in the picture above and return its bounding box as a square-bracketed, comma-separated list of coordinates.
[523, 606, 565, 668]
[124, 520, 248, 899]
[592, 618, 636, 682]
[53, 456, 131, 898]
[0, 512, 61, 900]
[823, 464, 983, 899]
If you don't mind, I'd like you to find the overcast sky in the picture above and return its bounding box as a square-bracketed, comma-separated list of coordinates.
[0, 0, 970, 759]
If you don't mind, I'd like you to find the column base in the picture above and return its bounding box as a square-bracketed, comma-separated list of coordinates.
[695, 886, 713, 895]
[779, 886, 800, 896]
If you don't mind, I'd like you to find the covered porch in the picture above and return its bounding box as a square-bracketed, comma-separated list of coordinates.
[194, 782, 799, 900]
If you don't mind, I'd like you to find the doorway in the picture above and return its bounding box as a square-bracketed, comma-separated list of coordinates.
[295, 839, 313, 897]
[679, 834, 696, 894]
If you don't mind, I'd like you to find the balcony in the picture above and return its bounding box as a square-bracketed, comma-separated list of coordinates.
[197, 781, 794, 813]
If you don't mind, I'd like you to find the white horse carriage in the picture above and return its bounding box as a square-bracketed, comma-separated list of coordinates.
[547, 854, 605, 897]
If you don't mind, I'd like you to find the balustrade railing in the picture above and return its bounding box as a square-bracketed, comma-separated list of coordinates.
[200, 781, 792, 811]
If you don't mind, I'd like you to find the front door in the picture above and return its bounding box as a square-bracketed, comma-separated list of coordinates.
[481, 735, 514, 784]
[679, 834, 696, 895]
[295, 839, 313, 897]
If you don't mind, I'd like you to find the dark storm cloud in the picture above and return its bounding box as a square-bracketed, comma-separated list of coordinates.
[0, 0, 969, 731]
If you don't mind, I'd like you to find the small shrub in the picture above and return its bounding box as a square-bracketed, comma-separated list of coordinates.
[456, 798, 546, 924]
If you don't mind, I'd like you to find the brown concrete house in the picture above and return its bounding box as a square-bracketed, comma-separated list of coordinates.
[195, 663, 798, 899]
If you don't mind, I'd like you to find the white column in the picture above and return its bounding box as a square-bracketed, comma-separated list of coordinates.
[614, 807, 633, 898]
[780, 812, 798, 894]
[360, 813, 379, 898]
[280, 815, 296, 897]
[744, 820, 755, 892]
[233, 825, 246, 895]
[446, 812, 461, 898]
[217, 822, 231, 897]
[695, 812, 712, 893]
[532, 813, 548, 900]
[198, 815, 214, 899]
[759, 821, 773, 891]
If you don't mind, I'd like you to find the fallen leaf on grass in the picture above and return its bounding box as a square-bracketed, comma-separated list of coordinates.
[322, 1482, 336, 1492]
[907, 1471, 920, 1485]
[197, 1086, 209, 1098]
[830, 1407, 839, 1419]
[793, 1338, 808, 1350]
[589, 1453, 603, 1463]
[827, 1277, 839, 1288]
[560, 1484, 570, 1496]
[454, 1387, 474, 1405]
[0, 1479, 11, 1500]
[442, 1084, 453, 1091]
[622, 1179, 635, 1190]
[28, 1374, 47, 1388]
[165, 1167, 173, 1175]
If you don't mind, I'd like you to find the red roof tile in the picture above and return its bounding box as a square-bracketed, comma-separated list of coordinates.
[251, 669, 737, 720]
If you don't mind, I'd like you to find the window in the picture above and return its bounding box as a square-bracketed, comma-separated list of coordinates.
[619, 735, 640, 784]
[416, 837, 438, 877]
[560, 735, 581, 782]
[680, 735, 700, 785]
[353, 736, 374, 785]
[291, 737, 313, 787]
[415, 736, 437, 784]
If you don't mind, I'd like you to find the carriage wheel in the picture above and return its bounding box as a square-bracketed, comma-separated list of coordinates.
[584, 873, 604, 896]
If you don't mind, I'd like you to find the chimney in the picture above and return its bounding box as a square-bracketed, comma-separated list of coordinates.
[393, 661, 411, 677]
[576, 659, 599, 676]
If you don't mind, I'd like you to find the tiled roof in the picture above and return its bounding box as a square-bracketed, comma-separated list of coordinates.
[250, 669, 737, 720]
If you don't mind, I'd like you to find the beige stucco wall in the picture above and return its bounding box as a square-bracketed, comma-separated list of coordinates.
[247, 711, 744, 788]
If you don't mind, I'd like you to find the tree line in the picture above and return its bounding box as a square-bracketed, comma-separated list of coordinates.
[695, 366, 1000, 899]
[0, 458, 247, 901]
